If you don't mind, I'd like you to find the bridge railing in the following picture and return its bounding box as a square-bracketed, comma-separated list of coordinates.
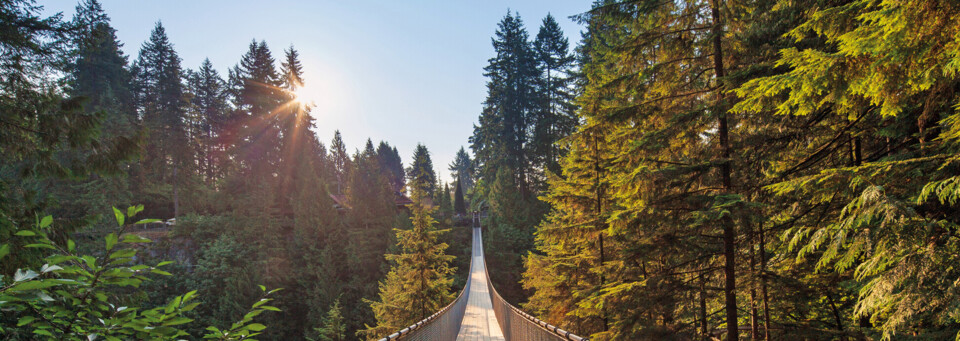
[481, 230, 589, 341]
[376, 259, 472, 341]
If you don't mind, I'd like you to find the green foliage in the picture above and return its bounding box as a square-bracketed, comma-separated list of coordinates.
[407, 143, 437, 196]
[308, 298, 346, 341]
[448, 146, 474, 194]
[360, 186, 454, 340]
[0, 206, 278, 340]
[523, 0, 960, 340]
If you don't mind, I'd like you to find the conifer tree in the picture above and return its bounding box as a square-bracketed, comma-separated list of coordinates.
[437, 182, 453, 222]
[233, 40, 283, 182]
[376, 141, 405, 191]
[531, 13, 576, 179]
[62, 0, 139, 217]
[310, 298, 346, 341]
[331, 130, 349, 194]
[0, 0, 139, 275]
[407, 143, 437, 197]
[471, 11, 539, 199]
[186, 58, 227, 183]
[133, 21, 189, 219]
[453, 180, 466, 215]
[360, 184, 454, 339]
[448, 146, 474, 193]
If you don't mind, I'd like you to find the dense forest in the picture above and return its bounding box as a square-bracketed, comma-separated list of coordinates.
[1, 0, 470, 340]
[5, 0, 960, 340]
[472, 0, 960, 340]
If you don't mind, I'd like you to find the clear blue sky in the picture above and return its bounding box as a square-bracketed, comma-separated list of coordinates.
[40, 0, 590, 183]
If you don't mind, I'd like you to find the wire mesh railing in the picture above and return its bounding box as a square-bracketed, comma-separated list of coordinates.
[480, 228, 589, 341]
[375, 262, 471, 341]
[378, 216, 588, 341]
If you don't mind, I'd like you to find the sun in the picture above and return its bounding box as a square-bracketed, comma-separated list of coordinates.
[292, 86, 319, 106]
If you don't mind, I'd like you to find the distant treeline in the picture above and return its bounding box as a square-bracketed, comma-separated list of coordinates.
[1, 0, 471, 340]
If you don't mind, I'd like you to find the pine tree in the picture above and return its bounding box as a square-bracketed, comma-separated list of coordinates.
[0, 0, 139, 275]
[531, 13, 576, 180]
[330, 130, 349, 194]
[448, 146, 474, 193]
[376, 141, 405, 191]
[311, 298, 346, 341]
[360, 184, 454, 339]
[186, 58, 227, 183]
[133, 21, 190, 219]
[437, 182, 453, 223]
[407, 143, 436, 197]
[732, 0, 960, 337]
[62, 0, 139, 218]
[233, 40, 283, 181]
[453, 180, 466, 215]
[278, 46, 315, 202]
[471, 11, 539, 199]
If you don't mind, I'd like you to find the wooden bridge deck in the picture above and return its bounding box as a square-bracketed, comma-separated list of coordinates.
[455, 228, 505, 341]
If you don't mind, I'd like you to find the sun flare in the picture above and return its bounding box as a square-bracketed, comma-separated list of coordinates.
[292, 86, 318, 105]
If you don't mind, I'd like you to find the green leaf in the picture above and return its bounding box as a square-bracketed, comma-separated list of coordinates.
[113, 207, 124, 226]
[121, 234, 151, 243]
[33, 329, 53, 337]
[82, 255, 97, 268]
[15, 230, 36, 237]
[17, 316, 36, 326]
[247, 323, 267, 331]
[8, 280, 62, 292]
[39, 215, 53, 228]
[67, 239, 76, 253]
[258, 285, 266, 292]
[133, 218, 161, 225]
[127, 206, 138, 219]
[161, 317, 193, 326]
[24, 243, 57, 250]
[150, 269, 172, 276]
[0, 244, 9, 260]
[105, 233, 118, 251]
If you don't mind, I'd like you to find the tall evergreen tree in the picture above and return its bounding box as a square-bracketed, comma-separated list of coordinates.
[448, 146, 474, 193]
[330, 130, 349, 194]
[62, 0, 139, 217]
[133, 21, 189, 219]
[0, 0, 138, 275]
[376, 141, 405, 191]
[531, 13, 577, 179]
[407, 143, 436, 197]
[186, 58, 227, 183]
[233, 40, 283, 181]
[360, 184, 454, 339]
[453, 180, 466, 215]
[471, 11, 540, 199]
[278, 46, 315, 201]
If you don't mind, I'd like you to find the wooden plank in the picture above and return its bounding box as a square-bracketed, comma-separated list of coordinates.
[456, 228, 505, 341]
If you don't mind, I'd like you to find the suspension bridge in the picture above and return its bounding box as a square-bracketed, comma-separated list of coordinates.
[376, 217, 588, 341]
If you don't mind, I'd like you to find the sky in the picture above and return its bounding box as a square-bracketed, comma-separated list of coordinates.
[40, 0, 591, 183]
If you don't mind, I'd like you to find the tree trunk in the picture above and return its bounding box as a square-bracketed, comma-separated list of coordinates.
[759, 225, 771, 341]
[173, 162, 179, 220]
[750, 225, 759, 339]
[700, 272, 708, 337]
[594, 133, 609, 332]
[708, 0, 739, 340]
